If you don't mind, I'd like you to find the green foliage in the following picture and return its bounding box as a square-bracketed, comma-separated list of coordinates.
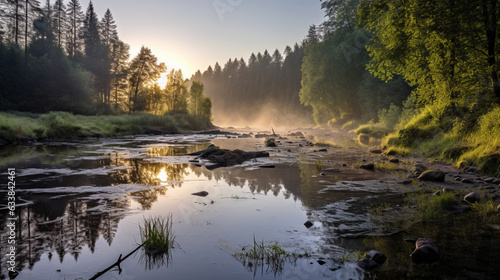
[0, 111, 213, 143]
[40, 112, 82, 138]
[471, 199, 500, 224]
[357, 0, 500, 175]
[139, 215, 176, 254]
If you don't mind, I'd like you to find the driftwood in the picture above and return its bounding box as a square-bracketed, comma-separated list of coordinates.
[89, 243, 145, 280]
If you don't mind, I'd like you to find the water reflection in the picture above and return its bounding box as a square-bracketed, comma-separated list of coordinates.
[2, 137, 497, 279]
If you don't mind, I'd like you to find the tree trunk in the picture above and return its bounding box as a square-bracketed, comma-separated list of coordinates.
[482, 0, 500, 102]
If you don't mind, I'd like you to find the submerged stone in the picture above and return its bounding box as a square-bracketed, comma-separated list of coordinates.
[410, 238, 440, 264]
[357, 258, 379, 270]
[368, 250, 387, 265]
[192, 191, 209, 197]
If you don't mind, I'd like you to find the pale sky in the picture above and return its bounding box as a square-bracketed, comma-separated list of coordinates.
[89, 0, 325, 84]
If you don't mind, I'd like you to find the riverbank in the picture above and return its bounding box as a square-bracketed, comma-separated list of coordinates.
[0, 129, 498, 279]
[0, 111, 214, 145]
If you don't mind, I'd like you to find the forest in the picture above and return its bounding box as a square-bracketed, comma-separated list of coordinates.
[192, 44, 312, 127]
[1, 0, 499, 175]
[199, 0, 500, 175]
[0, 0, 212, 120]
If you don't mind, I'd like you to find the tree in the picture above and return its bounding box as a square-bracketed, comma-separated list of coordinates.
[30, 0, 54, 56]
[100, 9, 117, 49]
[52, 0, 65, 49]
[66, 0, 83, 58]
[359, 0, 500, 108]
[82, 1, 109, 103]
[110, 39, 129, 110]
[165, 69, 188, 114]
[127, 46, 166, 113]
[189, 81, 204, 116]
[24, 0, 41, 51]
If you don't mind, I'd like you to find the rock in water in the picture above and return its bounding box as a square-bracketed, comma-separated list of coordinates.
[191, 191, 209, 197]
[368, 250, 387, 265]
[359, 163, 375, 170]
[304, 221, 313, 229]
[418, 170, 445, 182]
[357, 258, 379, 270]
[464, 192, 480, 204]
[410, 238, 440, 264]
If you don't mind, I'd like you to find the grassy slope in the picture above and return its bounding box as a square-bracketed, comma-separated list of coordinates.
[0, 111, 214, 144]
[383, 106, 500, 176]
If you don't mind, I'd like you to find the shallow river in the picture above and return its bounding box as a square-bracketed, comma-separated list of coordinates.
[0, 133, 498, 280]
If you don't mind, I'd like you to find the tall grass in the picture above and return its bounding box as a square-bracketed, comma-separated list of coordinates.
[139, 215, 176, 254]
[240, 237, 294, 275]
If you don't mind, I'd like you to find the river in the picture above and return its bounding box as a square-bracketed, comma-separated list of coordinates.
[0, 130, 499, 280]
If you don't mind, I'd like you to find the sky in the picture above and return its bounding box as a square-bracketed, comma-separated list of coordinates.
[89, 0, 325, 85]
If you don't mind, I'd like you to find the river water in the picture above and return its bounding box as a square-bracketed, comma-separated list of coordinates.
[0, 132, 498, 280]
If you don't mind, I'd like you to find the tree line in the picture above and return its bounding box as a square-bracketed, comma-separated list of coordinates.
[192, 43, 313, 126]
[0, 0, 211, 121]
[301, 0, 499, 130]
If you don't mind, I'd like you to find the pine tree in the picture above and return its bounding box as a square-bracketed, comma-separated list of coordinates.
[66, 0, 83, 58]
[100, 9, 117, 49]
[82, 1, 109, 103]
[110, 39, 130, 110]
[52, 0, 65, 49]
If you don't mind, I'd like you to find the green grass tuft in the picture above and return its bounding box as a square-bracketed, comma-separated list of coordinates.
[139, 215, 177, 254]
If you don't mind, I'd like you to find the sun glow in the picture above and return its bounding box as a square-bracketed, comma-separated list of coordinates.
[157, 168, 168, 182]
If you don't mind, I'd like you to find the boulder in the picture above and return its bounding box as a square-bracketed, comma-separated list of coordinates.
[357, 258, 379, 270]
[410, 238, 440, 264]
[265, 138, 277, 147]
[304, 221, 313, 229]
[461, 178, 475, 184]
[418, 170, 445, 182]
[464, 192, 480, 204]
[370, 149, 383, 154]
[367, 250, 387, 265]
[359, 163, 375, 170]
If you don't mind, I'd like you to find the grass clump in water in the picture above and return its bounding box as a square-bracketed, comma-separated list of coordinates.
[139, 215, 177, 254]
[240, 237, 296, 275]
